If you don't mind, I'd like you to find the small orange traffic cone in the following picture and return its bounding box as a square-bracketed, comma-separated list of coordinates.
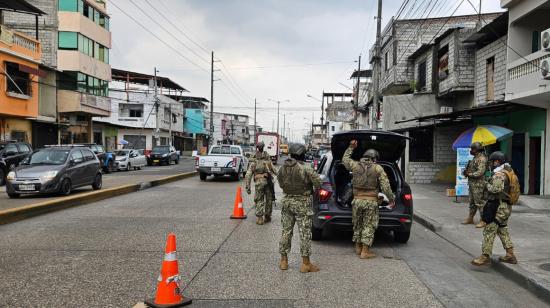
[230, 186, 247, 219]
[145, 233, 192, 308]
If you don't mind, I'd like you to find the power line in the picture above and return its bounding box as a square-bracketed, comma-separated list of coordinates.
[107, 0, 209, 73]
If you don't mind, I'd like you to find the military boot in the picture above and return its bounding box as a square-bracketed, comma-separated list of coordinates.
[354, 242, 362, 255]
[360, 245, 376, 259]
[300, 257, 320, 273]
[264, 215, 271, 223]
[256, 216, 264, 225]
[279, 255, 288, 270]
[499, 248, 518, 264]
[475, 221, 487, 228]
[471, 254, 490, 266]
[461, 209, 475, 225]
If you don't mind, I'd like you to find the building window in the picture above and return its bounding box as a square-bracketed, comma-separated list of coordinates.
[5, 62, 31, 96]
[59, 0, 78, 12]
[130, 109, 143, 118]
[486, 57, 495, 101]
[59, 32, 78, 49]
[10, 131, 27, 143]
[417, 60, 427, 91]
[60, 0, 110, 30]
[532, 31, 541, 53]
[59, 71, 108, 97]
[438, 45, 449, 80]
[409, 128, 433, 162]
[331, 126, 335, 132]
[384, 52, 389, 71]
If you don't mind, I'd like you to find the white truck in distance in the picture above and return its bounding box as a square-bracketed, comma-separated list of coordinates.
[256, 132, 279, 164]
[196, 145, 249, 181]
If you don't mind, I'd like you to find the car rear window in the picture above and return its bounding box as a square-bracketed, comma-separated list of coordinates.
[18, 144, 31, 153]
[82, 149, 95, 160]
[231, 147, 241, 155]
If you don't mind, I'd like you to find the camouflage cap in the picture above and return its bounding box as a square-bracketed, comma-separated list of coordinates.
[470, 142, 483, 151]
[363, 149, 379, 160]
[489, 151, 506, 163]
[289, 143, 306, 156]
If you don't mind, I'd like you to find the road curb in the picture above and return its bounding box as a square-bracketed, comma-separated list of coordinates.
[413, 210, 550, 304]
[413, 211, 442, 232]
[0, 171, 197, 225]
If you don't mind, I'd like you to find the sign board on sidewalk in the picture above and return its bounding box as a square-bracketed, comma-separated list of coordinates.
[456, 147, 473, 196]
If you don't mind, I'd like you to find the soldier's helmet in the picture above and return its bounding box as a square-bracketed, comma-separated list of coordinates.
[488, 151, 506, 163]
[256, 141, 265, 148]
[363, 149, 379, 160]
[470, 142, 483, 151]
[289, 143, 306, 156]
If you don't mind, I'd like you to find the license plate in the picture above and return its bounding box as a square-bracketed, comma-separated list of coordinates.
[154, 160, 159, 163]
[19, 184, 35, 191]
[211, 167, 221, 172]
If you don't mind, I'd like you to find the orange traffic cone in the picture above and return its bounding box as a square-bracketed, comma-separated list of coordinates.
[145, 233, 192, 308]
[230, 186, 247, 219]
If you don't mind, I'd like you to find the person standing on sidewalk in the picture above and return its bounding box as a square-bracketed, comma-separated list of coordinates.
[342, 140, 395, 259]
[472, 151, 517, 266]
[277, 143, 321, 273]
[245, 141, 276, 225]
[462, 142, 488, 228]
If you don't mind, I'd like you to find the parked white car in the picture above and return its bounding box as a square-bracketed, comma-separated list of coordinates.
[114, 149, 147, 171]
[196, 145, 248, 181]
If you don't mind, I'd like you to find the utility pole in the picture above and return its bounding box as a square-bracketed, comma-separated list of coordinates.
[209, 51, 214, 147]
[168, 101, 172, 146]
[154, 67, 160, 146]
[477, 0, 482, 28]
[283, 114, 286, 142]
[354, 54, 361, 129]
[372, 0, 382, 130]
[276, 100, 280, 137]
[254, 98, 257, 143]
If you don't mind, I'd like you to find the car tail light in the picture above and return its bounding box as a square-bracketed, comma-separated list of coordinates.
[318, 215, 332, 220]
[399, 218, 411, 223]
[403, 193, 413, 207]
[318, 188, 332, 202]
[195, 156, 200, 167]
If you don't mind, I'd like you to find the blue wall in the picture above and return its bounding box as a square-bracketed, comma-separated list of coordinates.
[184, 109, 205, 134]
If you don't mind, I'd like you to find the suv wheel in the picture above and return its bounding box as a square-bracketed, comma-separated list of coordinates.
[59, 179, 72, 196]
[92, 173, 102, 190]
[7, 192, 20, 198]
[394, 231, 410, 243]
[199, 172, 207, 181]
[311, 226, 323, 241]
[0, 169, 5, 186]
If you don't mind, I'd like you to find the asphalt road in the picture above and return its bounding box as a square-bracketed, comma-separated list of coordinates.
[0, 174, 547, 307]
[0, 157, 196, 211]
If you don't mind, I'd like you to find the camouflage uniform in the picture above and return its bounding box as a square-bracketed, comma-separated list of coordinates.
[342, 146, 395, 247]
[277, 158, 321, 257]
[481, 165, 514, 256]
[245, 151, 276, 218]
[466, 152, 488, 215]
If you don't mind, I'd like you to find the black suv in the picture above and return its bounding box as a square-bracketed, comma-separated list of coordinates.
[148, 145, 180, 166]
[311, 130, 413, 243]
[0, 142, 33, 185]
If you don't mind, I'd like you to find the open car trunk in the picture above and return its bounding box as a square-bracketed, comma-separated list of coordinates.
[331, 160, 401, 211]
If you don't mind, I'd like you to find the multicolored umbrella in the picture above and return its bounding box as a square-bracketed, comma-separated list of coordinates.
[452, 125, 513, 150]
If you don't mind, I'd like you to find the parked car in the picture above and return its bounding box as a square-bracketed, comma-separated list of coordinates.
[5, 146, 102, 198]
[114, 149, 147, 171]
[311, 130, 413, 243]
[72, 143, 115, 173]
[196, 144, 248, 181]
[148, 145, 180, 166]
[0, 141, 32, 186]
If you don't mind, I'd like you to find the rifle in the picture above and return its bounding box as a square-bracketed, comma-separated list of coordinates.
[267, 174, 276, 201]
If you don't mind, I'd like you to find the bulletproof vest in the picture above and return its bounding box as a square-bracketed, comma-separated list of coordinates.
[254, 159, 268, 174]
[279, 162, 310, 195]
[352, 162, 379, 193]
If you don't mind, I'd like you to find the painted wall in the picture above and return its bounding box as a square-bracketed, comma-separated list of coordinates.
[184, 108, 205, 134]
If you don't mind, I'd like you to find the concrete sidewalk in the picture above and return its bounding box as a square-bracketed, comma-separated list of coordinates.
[411, 184, 550, 299]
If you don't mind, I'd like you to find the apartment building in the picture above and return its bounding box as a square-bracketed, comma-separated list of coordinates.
[500, 0, 550, 195]
[4, 0, 112, 144]
[0, 2, 43, 144]
[207, 112, 250, 145]
[324, 92, 354, 139]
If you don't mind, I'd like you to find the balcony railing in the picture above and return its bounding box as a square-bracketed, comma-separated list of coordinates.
[0, 25, 40, 53]
[508, 52, 550, 81]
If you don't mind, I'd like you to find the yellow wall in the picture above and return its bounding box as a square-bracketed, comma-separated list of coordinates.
[0, 118, 32, 142]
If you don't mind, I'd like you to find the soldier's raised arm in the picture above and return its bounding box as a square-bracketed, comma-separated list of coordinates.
[342, 140, 359, 172]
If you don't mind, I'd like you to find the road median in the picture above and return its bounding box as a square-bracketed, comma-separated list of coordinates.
[0, 171, 197, 225]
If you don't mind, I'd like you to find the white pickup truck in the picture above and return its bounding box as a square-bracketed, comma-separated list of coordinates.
[196, 145, 249, 181]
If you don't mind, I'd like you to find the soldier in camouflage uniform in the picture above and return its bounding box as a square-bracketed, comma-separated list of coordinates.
[277, 143, 321, 273]
[472, 151, 517, 266]
[462, 142, 488, 228]
[342, 140, 395, 259]
[245, 141, 276, 225]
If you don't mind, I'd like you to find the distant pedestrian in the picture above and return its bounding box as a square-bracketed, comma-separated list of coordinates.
[342, 140, 395, 259]
[472, 151, 517, 266]
[245, 141, 276, 225]
[277, 143, 321, 273]
[462, 142, 488, 228]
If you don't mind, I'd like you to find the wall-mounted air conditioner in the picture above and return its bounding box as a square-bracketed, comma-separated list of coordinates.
[542, 58, 550, 80]
[542, 28, 550, 51]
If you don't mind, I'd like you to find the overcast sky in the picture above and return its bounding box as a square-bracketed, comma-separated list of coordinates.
[109, 0, 503, 142]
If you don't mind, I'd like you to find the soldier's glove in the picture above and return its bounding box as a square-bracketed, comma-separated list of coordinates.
[246, 187, 251, 195]
[388, 200, 396, 210]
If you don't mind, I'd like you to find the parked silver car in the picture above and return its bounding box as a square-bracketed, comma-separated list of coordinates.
[114, 149, 147, 171]
[5, 146, 102, 198]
